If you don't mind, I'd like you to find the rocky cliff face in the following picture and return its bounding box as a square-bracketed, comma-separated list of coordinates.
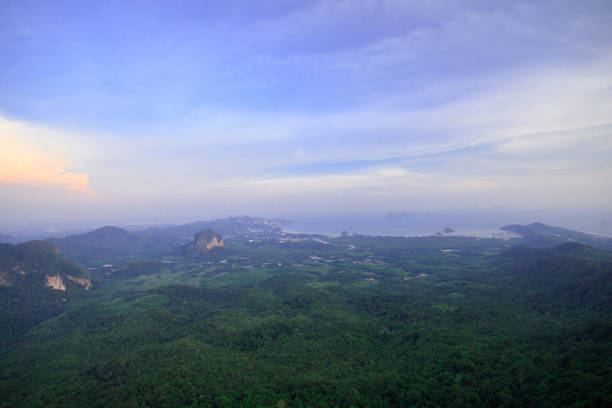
[0, 241, 91, 291]
[204, 235, 223, 250]
[46, 275, 66, 291]
[45, 274, 92, 291]
[185, 229, 224, 253]
[0, 242, 92, 340]
[67, 274, 92, 289]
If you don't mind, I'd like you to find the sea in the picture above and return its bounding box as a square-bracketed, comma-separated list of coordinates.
[281, 211, 612, 238]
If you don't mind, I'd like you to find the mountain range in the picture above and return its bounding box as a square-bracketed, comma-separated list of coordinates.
[44, 216, 283, 265]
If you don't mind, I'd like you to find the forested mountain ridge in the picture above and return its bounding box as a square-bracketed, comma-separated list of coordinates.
[502, 222, 612, 250]
[46, 226, 164, 266]
[0, 240, 90, 289]
[0, 241, 91, 343]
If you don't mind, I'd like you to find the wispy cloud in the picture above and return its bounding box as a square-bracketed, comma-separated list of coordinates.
[1, 1, 611, 222]
[0, 116, 93, 193]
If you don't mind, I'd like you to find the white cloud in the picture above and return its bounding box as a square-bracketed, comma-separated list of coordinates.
[0, 116, 93, 193]
[2, 1, 612, 222]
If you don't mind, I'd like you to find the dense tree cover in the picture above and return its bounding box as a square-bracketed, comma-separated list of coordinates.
[0, 241, 90, 344]
[0, 241, 87, 280]
[0, 241, 610, 407]
[0, 285, 67, 345]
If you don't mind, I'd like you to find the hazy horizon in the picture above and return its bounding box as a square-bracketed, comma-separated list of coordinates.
[2, 209, 611, 242]
[2, 1, 611, 227]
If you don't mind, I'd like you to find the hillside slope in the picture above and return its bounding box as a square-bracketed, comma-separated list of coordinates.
[502, 222, 612, 250]
[0, 241, 91, 342]
[47, 226, 165, 265]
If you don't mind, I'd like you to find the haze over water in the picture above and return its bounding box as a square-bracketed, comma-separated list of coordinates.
[283, 211, 612, 237]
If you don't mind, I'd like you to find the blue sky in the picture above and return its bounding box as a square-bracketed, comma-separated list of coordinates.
[1, 0, 611, 224]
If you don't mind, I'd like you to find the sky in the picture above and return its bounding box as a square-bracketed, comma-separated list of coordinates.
[1, 0, 611, 227]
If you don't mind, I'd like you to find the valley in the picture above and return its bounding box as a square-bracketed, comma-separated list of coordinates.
[0, 217, 611, 407]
